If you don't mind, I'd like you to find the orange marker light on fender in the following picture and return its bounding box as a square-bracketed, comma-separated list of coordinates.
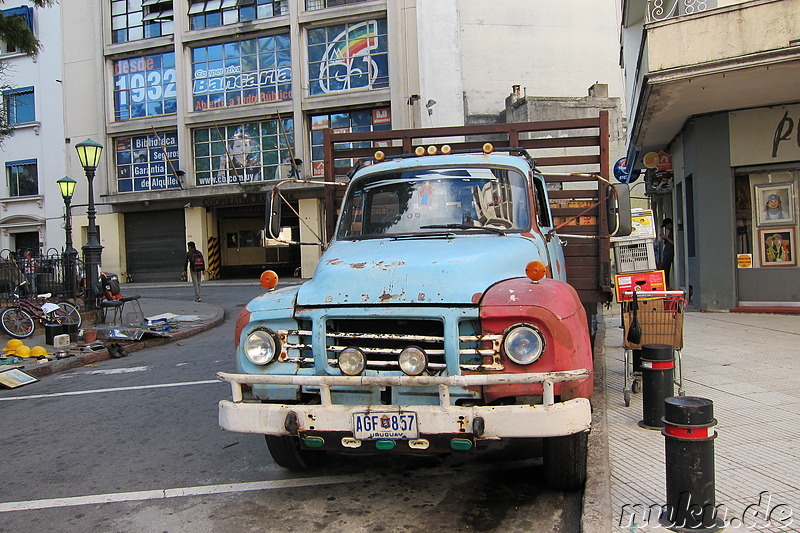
[260, 270, 279, 289]
[525, 261, 547, 282]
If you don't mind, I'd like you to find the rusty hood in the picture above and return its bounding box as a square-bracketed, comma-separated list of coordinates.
[297, 235, 542, 306]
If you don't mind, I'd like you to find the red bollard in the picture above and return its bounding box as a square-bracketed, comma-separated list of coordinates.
[660, 396, 724, 532]
[638, 344, 674, 430]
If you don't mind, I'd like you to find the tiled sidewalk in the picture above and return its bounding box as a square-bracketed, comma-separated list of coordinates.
[603, 309, 800, 532]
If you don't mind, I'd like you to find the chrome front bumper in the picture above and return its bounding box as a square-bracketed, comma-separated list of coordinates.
[217, 370, 592, 440]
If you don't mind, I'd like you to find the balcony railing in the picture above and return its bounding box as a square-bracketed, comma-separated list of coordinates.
[646, 0, 716, 23]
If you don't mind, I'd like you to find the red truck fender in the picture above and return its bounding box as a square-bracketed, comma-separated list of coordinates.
[476, 277, 594, 402]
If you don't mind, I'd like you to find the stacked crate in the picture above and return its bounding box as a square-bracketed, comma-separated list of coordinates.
[611, 209, 657, 273]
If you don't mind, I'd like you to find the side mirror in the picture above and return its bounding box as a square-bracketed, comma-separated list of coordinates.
[606, 183, 632, 237]
[265, 187, 282, 240]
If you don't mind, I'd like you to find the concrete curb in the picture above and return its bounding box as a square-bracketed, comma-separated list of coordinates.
[581, 314, 613, 533]
[21, 304, 226, 379]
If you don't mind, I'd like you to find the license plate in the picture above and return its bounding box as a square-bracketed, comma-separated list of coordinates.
[352, 411, 418, 440]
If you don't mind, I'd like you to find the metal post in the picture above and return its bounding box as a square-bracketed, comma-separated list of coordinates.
[638, 344, 674, 430]
[82, 165, 103, 310]
[62, 196, 79, 300]
[660, 396, 723, 532]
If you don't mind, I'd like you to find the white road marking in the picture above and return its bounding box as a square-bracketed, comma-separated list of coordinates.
[0, 380, 220, 401]
[82, 366, 152, 375]
[0, 475, 373, 512]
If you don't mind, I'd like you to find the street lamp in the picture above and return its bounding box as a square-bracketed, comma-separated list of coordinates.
[57, 176, 78, 300]
[75, 138, 103, 309]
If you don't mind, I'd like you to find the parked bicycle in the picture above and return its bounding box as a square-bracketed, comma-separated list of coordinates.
[0, 282, 82, 339]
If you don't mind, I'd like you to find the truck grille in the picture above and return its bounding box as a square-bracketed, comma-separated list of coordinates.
[280, 318, 499, 372]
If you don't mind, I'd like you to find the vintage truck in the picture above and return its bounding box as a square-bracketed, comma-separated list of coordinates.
[218, 115, 630, 490]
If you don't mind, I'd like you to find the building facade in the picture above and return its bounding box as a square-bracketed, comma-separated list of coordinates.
[0, 1, 66, 263]
[60, 0, 624, 282]
[621, 0, 800, 310]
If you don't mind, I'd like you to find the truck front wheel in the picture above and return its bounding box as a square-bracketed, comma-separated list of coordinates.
[266, 435, 326, 471]
[543, 431, 588, 490]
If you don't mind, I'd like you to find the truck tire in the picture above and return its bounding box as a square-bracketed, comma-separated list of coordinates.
[543, 431, 588, 490]
[265, 435, 326, 471]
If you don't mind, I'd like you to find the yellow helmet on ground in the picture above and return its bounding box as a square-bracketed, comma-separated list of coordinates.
[3, 339, 23, 354]
[30, 346, 48, 358]
[14, 345, 31, 358]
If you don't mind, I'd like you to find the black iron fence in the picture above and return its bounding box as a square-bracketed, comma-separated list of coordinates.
[0, 250, 86, 309]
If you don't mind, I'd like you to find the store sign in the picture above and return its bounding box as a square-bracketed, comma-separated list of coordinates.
[737, 254, 753, 268]
[730, 104, 800, 167]
[113, 53, 177, 121]
[192, 35, 292, 112]
[115, 132, 181, 192]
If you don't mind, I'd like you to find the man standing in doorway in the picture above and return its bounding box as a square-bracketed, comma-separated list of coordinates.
[183, 241, 205, 302]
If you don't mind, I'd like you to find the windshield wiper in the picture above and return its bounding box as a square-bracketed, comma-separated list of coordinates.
[420, 223, 506, 235]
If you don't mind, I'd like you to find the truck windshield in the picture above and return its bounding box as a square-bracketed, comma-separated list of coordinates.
[337, 167, 531, 239]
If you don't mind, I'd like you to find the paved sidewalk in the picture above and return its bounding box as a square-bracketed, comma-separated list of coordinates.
[1, 297, 225, 378]
[603, 308, 800, 532]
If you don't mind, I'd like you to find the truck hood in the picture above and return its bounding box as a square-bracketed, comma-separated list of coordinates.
[297, 235, 543, 306]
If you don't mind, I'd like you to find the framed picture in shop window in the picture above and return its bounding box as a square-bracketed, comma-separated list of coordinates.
[758, 227, 796, 267]
[754, 182, 795, 226]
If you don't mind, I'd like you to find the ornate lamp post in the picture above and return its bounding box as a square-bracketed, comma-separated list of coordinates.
[57, 176, 78, 300]
[75, 139, 104, 309]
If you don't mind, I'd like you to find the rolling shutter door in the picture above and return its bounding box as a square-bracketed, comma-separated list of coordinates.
[124, 210, 185, 282]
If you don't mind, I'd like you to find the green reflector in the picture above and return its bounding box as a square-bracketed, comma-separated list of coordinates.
[375, 439, 396, 450]
[450, 438, 473, 451]
[304, 436, 325, 448]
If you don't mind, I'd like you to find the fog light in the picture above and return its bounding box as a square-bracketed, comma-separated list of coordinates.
[399, 346, 427, 376]
[338, 347, 366, 376]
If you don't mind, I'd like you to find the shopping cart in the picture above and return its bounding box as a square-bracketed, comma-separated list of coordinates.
[621, 290, 685, 407]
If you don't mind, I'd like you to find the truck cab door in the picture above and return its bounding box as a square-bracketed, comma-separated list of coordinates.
[532, 174, 567, 281]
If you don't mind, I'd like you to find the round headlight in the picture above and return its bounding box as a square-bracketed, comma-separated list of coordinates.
[338, 347, 366, 376]
[399, 346, 428, 376]
[503, 325, 545, 365]
[244, 329, 278, 365]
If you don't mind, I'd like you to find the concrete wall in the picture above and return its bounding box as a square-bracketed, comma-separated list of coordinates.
[681, 113, 736, 310]
[457, 0, 624, 117]
[647, 0, 800, 71]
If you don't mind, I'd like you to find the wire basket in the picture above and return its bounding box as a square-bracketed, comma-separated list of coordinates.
[622, 296, 684, 349]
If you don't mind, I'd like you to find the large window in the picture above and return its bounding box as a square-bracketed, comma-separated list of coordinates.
[306, 0, 371, 10]
[113, 52, 177, 121]
[115, 131, 181, 193]
[310, 108, 390, 176]
[5, 160, 38, 197]
[0, 6, 32, 54]
[308, 19, 389, 95]
[4, 87, 35, 125]
[191, 34, 292, 112]
[111, 0, 173, 43]
[189, 0, 287, 30]
[193, 118, 294, 186]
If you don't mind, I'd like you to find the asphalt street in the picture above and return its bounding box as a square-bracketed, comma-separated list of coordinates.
[0, 282, 582, 533]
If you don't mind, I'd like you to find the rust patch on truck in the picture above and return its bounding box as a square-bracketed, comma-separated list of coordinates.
[351, 262, 367, 269]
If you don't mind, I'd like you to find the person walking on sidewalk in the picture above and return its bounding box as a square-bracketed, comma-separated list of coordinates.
[183, 241, 206, 302]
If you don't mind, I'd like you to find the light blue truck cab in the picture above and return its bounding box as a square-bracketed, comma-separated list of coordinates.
[219, 146, 613, 489]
